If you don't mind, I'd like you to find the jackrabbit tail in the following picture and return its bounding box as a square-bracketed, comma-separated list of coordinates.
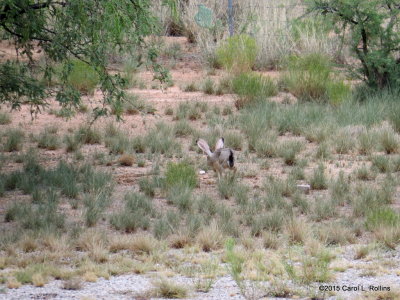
[196, 137, 236, 178]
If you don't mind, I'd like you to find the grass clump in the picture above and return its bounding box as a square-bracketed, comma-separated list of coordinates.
[3, 129, 24, 152]
[173, 120, 195, 137]
[164, 161, 197, 190]
[118, 154, 135, 166]
[5, 190, 65, 232]
[310, 164, 327, 190]
[371, 155, 391, 173]
[232, 72, 277, 108]
[202, 78, 214, 95]
[144, 123, 180, 156]
[216, 34, 257, 74]
[281, 53, 350, 104]
[366, 208, 400, 230]
[151, 278, 188, 299]
[37, 127, 60, 150]
[75, 126, 102, 145]
[279, 140, 303, 166]
[379, 127, 399, 154]
[67, 60, 99, 94]
[110, 192, 153, 232]
[167, 184, 193, 212]
[183, 82, 198, 92]
[0, 111, 11, 124]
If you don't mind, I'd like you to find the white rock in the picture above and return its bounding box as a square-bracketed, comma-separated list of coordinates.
[297, 184, 311, 194]
[199, 170, 206, 175]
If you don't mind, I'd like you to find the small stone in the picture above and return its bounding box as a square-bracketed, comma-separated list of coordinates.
[297, 184, 311, 194]
[199, 170, 206, 175]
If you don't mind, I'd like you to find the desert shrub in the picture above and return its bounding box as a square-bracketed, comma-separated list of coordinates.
[232, 72, 277, 108]
[165, 161, 197, 190]
[67, 60, 99, 94]
[216, 34, 257, 74]
[281, 53, 350, 104]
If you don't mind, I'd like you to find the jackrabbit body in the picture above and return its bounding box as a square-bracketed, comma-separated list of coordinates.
[197, 137, 236, 178]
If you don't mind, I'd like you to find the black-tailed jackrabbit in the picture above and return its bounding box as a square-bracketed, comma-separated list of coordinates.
[196, 137, 236, 179]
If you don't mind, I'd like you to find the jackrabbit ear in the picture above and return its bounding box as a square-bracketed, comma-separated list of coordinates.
[197, 139, 212, 156]
[215, 137, 224, 150]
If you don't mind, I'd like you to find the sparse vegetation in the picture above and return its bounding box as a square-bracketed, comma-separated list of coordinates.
[1, 5, 400, 297]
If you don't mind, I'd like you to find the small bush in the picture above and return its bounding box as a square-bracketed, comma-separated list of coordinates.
[165, 162, 197, 190]
[282, 53, 350, 104]
[67, 60, 99, 94]
[232, 72, 277, 108]
[216, 34, 257, 74]
[118, 154, 135, 166]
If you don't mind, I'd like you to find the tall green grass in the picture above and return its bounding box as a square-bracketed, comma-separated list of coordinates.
[281, 53, 350, 104]
[216, 34, 257, 74]
[232, 72, 277, 108]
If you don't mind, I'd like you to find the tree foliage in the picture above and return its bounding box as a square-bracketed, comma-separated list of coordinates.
[0, 0, 171, 118]
[309, 0, 400, 89]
